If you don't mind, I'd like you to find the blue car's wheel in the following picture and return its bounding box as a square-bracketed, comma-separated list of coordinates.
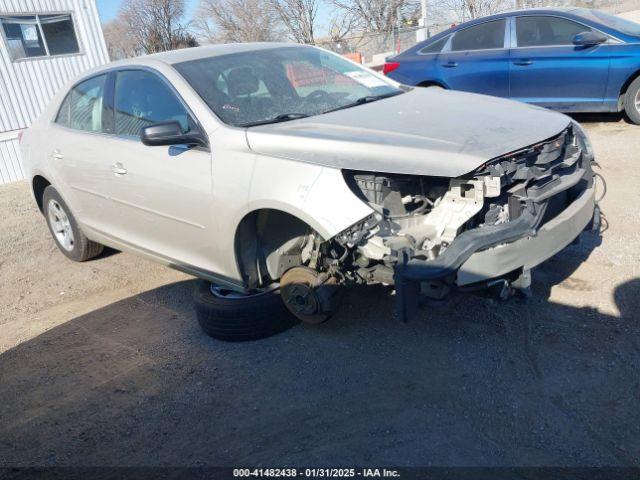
[624, 77, 640, 125]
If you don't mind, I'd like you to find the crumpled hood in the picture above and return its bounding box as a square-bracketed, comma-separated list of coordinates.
[246, 87, 571, 177]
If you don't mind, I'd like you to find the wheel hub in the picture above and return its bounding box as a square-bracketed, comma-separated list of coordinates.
[47, 199, 74, 252]
[280, 267, 339, 324]
[285, 283, 320, 317]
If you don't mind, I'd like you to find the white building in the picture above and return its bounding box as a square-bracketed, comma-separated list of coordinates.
[0, 0, 108, 185]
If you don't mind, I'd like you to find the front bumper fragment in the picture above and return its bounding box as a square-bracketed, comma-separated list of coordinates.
[457, 182, 595, 285]
[393, 182, 596, 321]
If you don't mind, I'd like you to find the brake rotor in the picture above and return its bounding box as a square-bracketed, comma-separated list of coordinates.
[280, 267, 338, 324]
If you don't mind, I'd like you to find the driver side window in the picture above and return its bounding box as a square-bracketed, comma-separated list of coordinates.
[114, 70, 193, 137]
[516, 16, 594, 47]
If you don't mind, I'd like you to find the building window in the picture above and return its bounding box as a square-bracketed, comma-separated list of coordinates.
[1, 14, 80, 60]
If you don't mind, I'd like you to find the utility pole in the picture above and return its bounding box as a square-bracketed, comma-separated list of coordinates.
[417, 0, 428, 41]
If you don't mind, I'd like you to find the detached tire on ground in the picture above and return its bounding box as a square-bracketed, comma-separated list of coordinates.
[624, 76, 640, 124]
[42, 186, 104, 262]
[194, 280, 299, 342]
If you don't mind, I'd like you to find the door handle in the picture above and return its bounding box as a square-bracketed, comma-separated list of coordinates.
[514, 59, 533, 66]
[111, 163, 127, 175]
[52, 149, 63, 160]
[442, 61, 458, 68]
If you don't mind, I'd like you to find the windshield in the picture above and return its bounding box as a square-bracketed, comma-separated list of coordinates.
[572, 8, 640, 36]
[174, 46, 403, 127]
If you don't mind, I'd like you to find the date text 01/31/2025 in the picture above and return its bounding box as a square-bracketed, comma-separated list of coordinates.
[233, 468, 401, 478]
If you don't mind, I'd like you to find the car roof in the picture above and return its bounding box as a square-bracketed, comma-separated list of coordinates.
[142, 42, 308, 65]
[69, 42, 311, 85]
[394, 6, 629, 57]
[450, 7, 584, 25]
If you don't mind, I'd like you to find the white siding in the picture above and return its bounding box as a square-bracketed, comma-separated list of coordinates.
[0, 135, 24, 183]
[0, 0, 108, 184]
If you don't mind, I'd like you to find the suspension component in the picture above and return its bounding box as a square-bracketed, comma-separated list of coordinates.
[280, 267, 341, 324]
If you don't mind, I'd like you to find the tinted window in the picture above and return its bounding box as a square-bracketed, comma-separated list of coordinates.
[0, 14, 79, 60]
[114, 70, 192, 137]
[56, 74, 107, 133]
[39, 14, 79, 55]
[516, 16, 593, 47]
[175, 47, 401, 127]
[451, 20, 506, 51]
[1, 16, 46, 59]
[419, 35, 449, 54]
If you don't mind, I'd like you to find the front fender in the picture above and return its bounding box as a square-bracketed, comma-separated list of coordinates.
[246, 160, 373, 240]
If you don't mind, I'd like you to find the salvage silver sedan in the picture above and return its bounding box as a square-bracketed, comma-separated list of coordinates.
[21, 43, 599, 340]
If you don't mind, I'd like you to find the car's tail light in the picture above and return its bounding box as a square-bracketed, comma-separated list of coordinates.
[17, 130, 24, 143]
[383, 62, 400, 76]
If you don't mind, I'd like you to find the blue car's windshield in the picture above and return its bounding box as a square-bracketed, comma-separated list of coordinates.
[572, 8, 640, 36]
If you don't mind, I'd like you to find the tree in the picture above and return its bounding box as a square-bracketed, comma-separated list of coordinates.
[328, 12, 357, 43]
[117, 0, 197, 55]
[330, 0, 420, 33]
[194, 0, 284, 43]
[271, 0, 319, 44]
[103, 17, 139, 60]
[432, 0, 510, 22]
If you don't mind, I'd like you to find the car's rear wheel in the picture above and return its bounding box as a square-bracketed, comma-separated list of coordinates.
[43, 186, 104, 262]
[418, 82, 445, 89]
[193, 280, 299, 342]
[624, 77, 640, 124]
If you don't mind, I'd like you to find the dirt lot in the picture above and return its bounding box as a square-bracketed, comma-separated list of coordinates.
[1, 116, 639, 467]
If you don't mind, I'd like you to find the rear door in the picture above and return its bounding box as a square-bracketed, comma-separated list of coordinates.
[437, 19, 510, 97]
[509, 15, 611, 111]
[49, 73, 112, 232]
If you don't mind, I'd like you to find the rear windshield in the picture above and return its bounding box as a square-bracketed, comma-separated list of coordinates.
[572, 8, 640, 36]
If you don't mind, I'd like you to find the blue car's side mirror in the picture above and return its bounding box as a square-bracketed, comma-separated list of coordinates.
[573, 31, 608, 47]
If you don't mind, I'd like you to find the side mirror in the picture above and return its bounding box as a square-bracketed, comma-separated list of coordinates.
[140, 121, 206, 147]
[573, 31, 607, 47]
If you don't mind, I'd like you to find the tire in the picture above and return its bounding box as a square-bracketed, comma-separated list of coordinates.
[42, 186, 104, 262]
[419, 82, 444, 89]
[624, 76, 640, 124]
[194, 280, 299, 342]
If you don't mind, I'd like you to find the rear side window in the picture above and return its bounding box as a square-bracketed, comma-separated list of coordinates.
[419, 35, 449, 54]
[114, 70, 192, 137]
[451, 20, 506, 51]
[516, 16, 593, 47]
[55, 74, 107, 133]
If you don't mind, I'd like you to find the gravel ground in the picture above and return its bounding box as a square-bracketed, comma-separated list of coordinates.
[0, 116, 638, 467]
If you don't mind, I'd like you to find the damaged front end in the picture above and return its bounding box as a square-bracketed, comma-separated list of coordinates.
[313, 122, 599, 320]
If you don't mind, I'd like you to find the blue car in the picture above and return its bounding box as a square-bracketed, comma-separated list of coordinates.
[385, 8, 640, 123]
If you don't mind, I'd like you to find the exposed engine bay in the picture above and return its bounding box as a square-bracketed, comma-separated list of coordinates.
[273, 124, 598, 323]
[336, 171, 502, 285]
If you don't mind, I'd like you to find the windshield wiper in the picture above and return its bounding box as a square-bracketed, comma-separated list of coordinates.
[321, 91, 404, 114]
[239, 113, 310, 127]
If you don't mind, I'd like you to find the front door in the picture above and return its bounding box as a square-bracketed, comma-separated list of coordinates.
[103, 69, 216, 271]
[509, 15, 611, 111]
[438, 19, 510, 97]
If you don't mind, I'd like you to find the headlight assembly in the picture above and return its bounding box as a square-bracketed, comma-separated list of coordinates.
[572, 120, 594, 158]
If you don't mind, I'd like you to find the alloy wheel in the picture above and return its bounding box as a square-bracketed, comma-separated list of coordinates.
[47, 199, 74, 251]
